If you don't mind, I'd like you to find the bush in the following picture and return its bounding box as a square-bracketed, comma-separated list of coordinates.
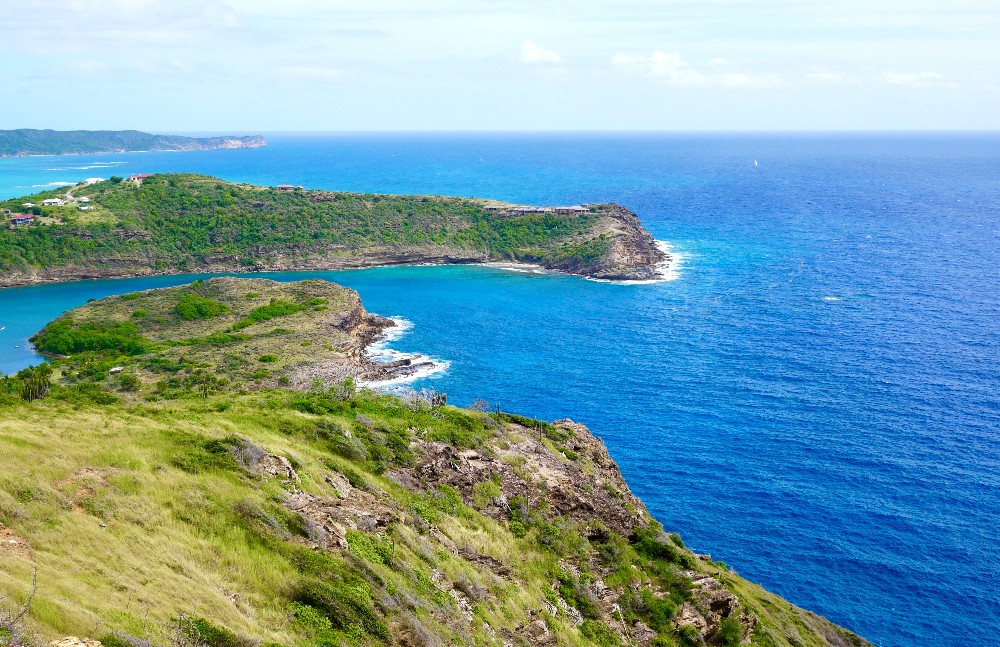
[258, 354, 278, 363]
[580, 620, 620, 646]
[472, 480, 501, 508]
[186, 617, 244, 647]
[291, 578, 388, 641]
[631, 524, 695, 569]
[31, 319, 149, 356]
[119, 373, 141, 392]
[231, 300, 306, 331]
[175, 293, 229, 321]
[714, 617, 744, 647]
[346, 530, 394, 565]
[49, 383, 119, 405]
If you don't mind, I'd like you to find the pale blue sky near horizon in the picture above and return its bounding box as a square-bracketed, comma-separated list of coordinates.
[2, 0, 998, 131]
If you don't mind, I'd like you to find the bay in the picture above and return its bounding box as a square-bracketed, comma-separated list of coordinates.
[2, 133, 999, 647]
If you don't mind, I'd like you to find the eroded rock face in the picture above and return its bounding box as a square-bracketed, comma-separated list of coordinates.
[234, 414, 865, 647]
[49, 638, 103, 647]
[407, 419, 649, 538]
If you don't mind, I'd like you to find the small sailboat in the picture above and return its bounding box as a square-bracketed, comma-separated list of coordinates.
[754, 159, 759, 167]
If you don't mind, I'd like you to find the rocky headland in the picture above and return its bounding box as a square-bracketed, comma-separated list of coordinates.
[0, 174, 670, 287]
[0, 278, 872, 647]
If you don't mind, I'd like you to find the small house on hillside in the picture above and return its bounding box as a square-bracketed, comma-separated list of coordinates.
[79, 196, 91, 203]
[555, 206, 589, 215]
[84, 178, 105, 185]
[276, 184, 295, 192]
[11, 215, 33, 225]
[22, 202, 35, 208]
[42, 198, 64, 206]
[129, 174, 154, 185]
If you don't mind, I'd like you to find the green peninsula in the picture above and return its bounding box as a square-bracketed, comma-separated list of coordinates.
[0, 130, 265, 158]
[0, 173, 668, 286]
[0, 278, 871, 647]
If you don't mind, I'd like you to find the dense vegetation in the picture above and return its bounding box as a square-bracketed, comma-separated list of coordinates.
[0, 174, 618, 281]
[0, 130, 264, 157]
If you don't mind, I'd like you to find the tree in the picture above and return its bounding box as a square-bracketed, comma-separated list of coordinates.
[16, 364, 52, 402]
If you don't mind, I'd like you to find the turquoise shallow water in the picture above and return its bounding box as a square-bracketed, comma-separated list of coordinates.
[2, 134, 999, 646]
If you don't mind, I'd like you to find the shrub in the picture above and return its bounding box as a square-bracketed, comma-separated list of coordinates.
[186, 617, 244, 647]
[258, 354, 278, 363]
[175, 293, 229, 321]
[714, 617, 744, 647]
[31, 319, 149, 356]
[49, 383, 119, 405]
[119, 373, 141, 392]
[472, 480, 501, 508]
[346, 530, 394, 565]
[291, 578, 388, 641]
[231, 300, 306, 331]
[580, 620, 620, 646]
[631, 524, 695, 569]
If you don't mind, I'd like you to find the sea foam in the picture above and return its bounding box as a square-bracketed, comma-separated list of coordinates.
[358, 317, 450, 389]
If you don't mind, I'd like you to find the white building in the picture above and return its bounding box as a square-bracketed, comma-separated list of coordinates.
[22, 202, 35, 208]
[42, 198, 64, 206]
[79, 197, 91, 203]
[84, 178, 105, 185]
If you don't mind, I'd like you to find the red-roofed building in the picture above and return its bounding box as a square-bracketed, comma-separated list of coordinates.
[129, 174, 154, 185]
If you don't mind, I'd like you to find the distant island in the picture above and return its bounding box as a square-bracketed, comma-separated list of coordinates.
[0, 173, 670, 286]
[0, 129, 266, 157]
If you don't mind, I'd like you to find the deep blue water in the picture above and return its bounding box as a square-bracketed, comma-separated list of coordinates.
[2, 134, 999, 647]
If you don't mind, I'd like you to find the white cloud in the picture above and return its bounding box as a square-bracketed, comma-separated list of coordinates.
[277, 65, 352, 81]
[804, 71, 848, 85]
[880, 71, 948, 88]
[612, 51, 784, 89]
[520, 40, 562, 65]
[611, 51, 704, 86]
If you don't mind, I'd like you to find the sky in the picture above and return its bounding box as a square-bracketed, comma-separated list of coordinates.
[2, 0, 998, 131]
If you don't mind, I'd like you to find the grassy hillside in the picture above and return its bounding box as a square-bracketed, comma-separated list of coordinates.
[0, 174, 664, 285]
[0, 279, 871, 647]
[0, 130, 264, 157]
[29, 277, 396, 393]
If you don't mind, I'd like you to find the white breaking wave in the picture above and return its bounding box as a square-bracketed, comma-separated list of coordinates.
[484, 240, 683, 284]
[586, 240, 684, 285]
[45, 163, 126, 171]
[358, 317, 450, 390]
[29, 181, 76, 188]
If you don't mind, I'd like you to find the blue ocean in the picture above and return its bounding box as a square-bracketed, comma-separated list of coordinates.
[1, 134, 998, 647]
